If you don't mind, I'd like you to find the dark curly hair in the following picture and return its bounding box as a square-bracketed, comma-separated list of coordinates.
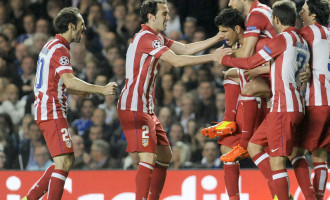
[214, 8, 245, 30]
[140, 0, 166, 23]
[306, 0, 330, 26]
[54, 7, 80, 34]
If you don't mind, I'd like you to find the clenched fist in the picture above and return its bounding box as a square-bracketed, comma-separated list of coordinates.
[102, 82, 118, 95]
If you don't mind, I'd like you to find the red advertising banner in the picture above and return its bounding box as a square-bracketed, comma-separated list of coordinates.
[0, 169, 329, 200]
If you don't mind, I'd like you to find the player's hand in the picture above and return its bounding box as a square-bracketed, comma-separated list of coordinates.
[83, 92, 92, 97]
[300, 64, 310, 83]
[212, 45, 232, 63]
[102, 82, 118, 95]
[215, 31, 224, 41]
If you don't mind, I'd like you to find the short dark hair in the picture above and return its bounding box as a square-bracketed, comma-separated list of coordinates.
[306, 0, 329, 26]
[272, 0, 297, 26]
[214, 8, 245, 30]
[54, 7, 80, 34]
[140, 0, 166, 23]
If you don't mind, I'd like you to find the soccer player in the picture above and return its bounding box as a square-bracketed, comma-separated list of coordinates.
[211, 8, 276, 199]
[218, 1, 310, 199]
[299, 0, 330, 199]
[22, 7, 118, 200]
[116, 1, 230, 200]
[202, 0, 277, 162]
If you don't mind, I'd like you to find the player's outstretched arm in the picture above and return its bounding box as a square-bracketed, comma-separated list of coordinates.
[234, 36, 259, 58]
[170, 31, 223, 55]
[160, 45, 231, 67]
[61, 73, 118, 95]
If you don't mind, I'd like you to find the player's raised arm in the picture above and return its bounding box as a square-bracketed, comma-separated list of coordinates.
[169, 31, 223, 55]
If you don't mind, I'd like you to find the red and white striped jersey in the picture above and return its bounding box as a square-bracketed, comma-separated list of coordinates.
[222, 27, 310, 113]
[244, 0, 277, 39]
[34, 35, 73, 120]
[118, 25, 173, 114]
[300, 23, 330, 106]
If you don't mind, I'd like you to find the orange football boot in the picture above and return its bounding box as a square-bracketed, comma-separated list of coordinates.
[201, 121, 236, 138]
[220, 144, 250, 162]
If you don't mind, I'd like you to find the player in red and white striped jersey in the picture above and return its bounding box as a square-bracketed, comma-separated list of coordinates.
[117, 1, 230, 199]
[218, 1, 311, 199]
[298, 0, 330, 199]
[23, 7, 117, 200]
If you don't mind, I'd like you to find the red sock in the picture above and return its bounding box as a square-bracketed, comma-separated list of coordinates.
[223, 80, 240, 121]
[224, 162, 240, 198]
[272, 169, 290, 200]
[47, 169, 69, 200]
[291, 156, 316, 200]
[251, 152, 276, 197]
[239, 95, 258, 149]
[313, 162, 328, 200]
[27, 164, 55, 200]
[136, 162, 154, 200]
[149, 161, 169, 200]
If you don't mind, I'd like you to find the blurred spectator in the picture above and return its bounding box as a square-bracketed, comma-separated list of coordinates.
[17, 13, 36, 44]
[91, 108, 111, 140]
[0, 33, 15, 64]
[84, 58, 99, 84]
[16, 122, 44, 170]
[98, 95, 118, 126]
[109, 57, 126, 95]
[178, 93, 196, 134]
[158, 106, 173, 134]
[123, 152, 140, 170]
[46, 0, 63, 21]
[8, 0, 26, 35]
[85, 125, 104, 152]
[71, 135, 90, 170]
[117, 12, 140, 43]
[0, 84, 26, 125]
[195, 80, 217, 125]
[169, 141, 193, 169]
[171, 81, 186, 117]
[14, 43, 29, 77]
[0, 149, 6, 170]
[26, 144, 53, 171]
[156, 73, 174, 107]
[164, 0, 182, 36]
[28, 32, 49, 56]
[190, 126, 206, 163]
[85, 2, 104, 30]
[35, 18, 51, 36]
[210, 48, 226, 90]
[197, 140, 221, 169]
[168, 123, 187, 145]
[0, 4, 9, 30]
[1, 23, 17, 47]
[17, 55, 36, 97]
[72, 98, 95, 135]
[0, 77, 8, 104]
[18, 113, 33, 141]
[181, 67, 198, 91]
[215, 92, 225, 122]
[127, 0, 141, 14]
[182, 17, 197, 43]
[87, 139, 119, 169]
[71, 43, 88, 80]
[113, 4, 127, 37]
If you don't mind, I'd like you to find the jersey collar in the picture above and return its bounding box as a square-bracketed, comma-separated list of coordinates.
[283, 26, 299, 34]
[141, 24, 158, 35]
[55, 34, 70, 50]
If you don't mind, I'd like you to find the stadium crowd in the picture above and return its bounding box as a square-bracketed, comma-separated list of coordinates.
[0, 0, 326, 171]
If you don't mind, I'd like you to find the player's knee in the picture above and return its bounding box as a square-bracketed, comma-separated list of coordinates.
[247, 142, 263, 158]
[311, 148, 327, 163]
[224, 68, 238, 80]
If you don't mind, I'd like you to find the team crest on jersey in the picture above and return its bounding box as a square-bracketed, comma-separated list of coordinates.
[152, 40, 162, 48]
[142, 139, 149, 147]
[59, 56, 69, 65]
[66, 140, 72, 148]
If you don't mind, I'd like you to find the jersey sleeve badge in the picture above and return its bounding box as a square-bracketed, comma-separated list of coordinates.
[59, 56, 70, 66]
[152, 40, 162, 48]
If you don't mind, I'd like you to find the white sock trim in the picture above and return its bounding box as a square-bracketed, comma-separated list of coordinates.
[291, 156, 305, 165]
[51, 172, 66, 181]
[314, 164, 328, 170]
[272, 172, 288, 180]
[241, 96, 257, 101]
[224, 161, 238, 165]
[254, 153, 269, 166]
[319, 170, 327, 191]
[155, 161, 169, 167]
[224, 79, 239, 85]
[139, 162, 154, 170]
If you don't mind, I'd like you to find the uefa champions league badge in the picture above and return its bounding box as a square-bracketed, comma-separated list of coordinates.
[59, 56, 70, 66]
[142, 139, 149, 147]
[152, 40, 162, 48]
[66, 140, 72, 148]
